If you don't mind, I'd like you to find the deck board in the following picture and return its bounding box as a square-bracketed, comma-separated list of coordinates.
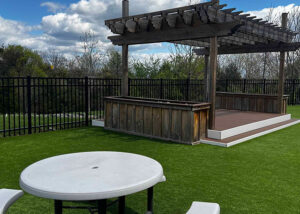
[215, 110, 283, 131]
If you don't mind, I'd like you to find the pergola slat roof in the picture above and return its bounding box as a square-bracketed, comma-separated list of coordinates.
[104, 0, 297, 51]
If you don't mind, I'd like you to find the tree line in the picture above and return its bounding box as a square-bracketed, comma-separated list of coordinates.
[0, 5, 299, 80]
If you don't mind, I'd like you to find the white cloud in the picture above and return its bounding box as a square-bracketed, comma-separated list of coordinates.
[247, 4, 300, 23]
[131, 52, 170, 62]
[0, 16, 32, 37]
[70, 0, 108, 16]
[41, 2, 66, 13]
[41, 13, 94, 40]
[0, 0, 299, 59]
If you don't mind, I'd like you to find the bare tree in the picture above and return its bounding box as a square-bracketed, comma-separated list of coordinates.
[76, 31, 104, 76]
[44, 49, 67, 69]
[286, 7, 300, 79]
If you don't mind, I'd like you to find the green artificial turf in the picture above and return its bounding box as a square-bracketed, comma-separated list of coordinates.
[287, 105, 300, 119]
[1, 107, 300, 214]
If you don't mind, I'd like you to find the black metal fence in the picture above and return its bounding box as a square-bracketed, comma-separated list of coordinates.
[129, 79, 206, 102]
[1, 77, 300, 137]
[129, 79, 300, 105]
[217, 79, 300, 105]
[0, 77, 120, 137]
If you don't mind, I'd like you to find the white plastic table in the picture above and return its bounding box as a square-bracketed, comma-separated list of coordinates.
[20, 152, 166, 214]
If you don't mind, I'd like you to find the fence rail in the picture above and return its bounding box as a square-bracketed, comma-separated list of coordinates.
[1, 77, 300, 137]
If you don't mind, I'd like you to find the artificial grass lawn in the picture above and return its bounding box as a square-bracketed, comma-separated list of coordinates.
[1, 108, 300, 214]
[287, 105, 300, 119]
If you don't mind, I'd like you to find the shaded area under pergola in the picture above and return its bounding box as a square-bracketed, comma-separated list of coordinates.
[105, 0, 300, 129]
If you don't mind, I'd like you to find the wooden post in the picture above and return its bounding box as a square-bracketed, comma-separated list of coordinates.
[122, 44, 128, 96]
[277, 13, 288, 114]
[122, 0, 129, 17]
[204, 53, 210, 102]
[122, 0, 129, 96]
[209, 36, 218, 129]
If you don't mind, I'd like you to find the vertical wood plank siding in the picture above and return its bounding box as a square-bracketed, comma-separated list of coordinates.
[216, 92, 288, 114]
[104, 97, 210, 144]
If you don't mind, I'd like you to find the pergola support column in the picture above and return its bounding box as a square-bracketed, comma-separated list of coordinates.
[121, 0, 129, 97]
[277, 13, 288, 114]
[209, 36, 218, 129]
[122, 44, 129, 96]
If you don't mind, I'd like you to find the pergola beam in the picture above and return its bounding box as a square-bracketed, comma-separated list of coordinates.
[108, 22, 242, 45]
[194, 42, 300, 55]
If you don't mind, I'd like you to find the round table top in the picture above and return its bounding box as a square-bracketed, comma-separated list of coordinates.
[20, 152, 165, 201]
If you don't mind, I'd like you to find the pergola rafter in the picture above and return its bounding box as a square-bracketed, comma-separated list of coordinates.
[104, 0, 299, 129]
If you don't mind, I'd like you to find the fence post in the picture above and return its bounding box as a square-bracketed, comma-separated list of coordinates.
[263, 79, 266, 94]
[243, 79, 246, 93]
[292, 79, 296, 105]
[160, 79, 163, 99]
[186, 78, 190, 100]
[128, 78, 131, 96]
[85, 76, 89, 126]
[27, 76, 32, 134]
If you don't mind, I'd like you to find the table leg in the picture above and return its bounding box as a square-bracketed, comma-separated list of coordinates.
[54, 200, 62, 214]
[97, 199, 107, 214]
[118, 196, 125, 214]
[147, 187, 153, 214]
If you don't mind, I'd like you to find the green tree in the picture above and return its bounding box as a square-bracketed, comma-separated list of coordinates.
[0, 45, 48, 77]
[131, 55, 205, 80]
[101, 48, 122, 78]
[131, 56, 161, 79]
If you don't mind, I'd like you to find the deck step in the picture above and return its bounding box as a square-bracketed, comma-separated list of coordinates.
[208, 114, 291, 140]
[92, 120, 104, 127]
[201, 119, 300, 147]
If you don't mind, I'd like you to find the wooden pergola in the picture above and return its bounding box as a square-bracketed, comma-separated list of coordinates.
[105, 0, 300, 130]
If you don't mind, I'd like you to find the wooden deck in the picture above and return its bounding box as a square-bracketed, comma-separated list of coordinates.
[215, 110, 283, 131]
[202, 109, 300, 147]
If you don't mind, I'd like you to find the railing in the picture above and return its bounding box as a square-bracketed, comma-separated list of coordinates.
[1, 77, 300, 137]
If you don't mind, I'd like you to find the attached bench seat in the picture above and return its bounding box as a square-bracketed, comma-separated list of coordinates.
[186, 202, 220, 214]
[0, 189, 24, 214]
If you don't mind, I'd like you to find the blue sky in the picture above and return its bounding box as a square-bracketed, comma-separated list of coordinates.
[0, 0, 299, 58]
[0, 0, 299, 24]
[0, 0, 76, 25]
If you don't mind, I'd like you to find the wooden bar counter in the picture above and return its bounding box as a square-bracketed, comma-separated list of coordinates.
[216, 92, 289, 114]
[104, 97, 210, 144]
